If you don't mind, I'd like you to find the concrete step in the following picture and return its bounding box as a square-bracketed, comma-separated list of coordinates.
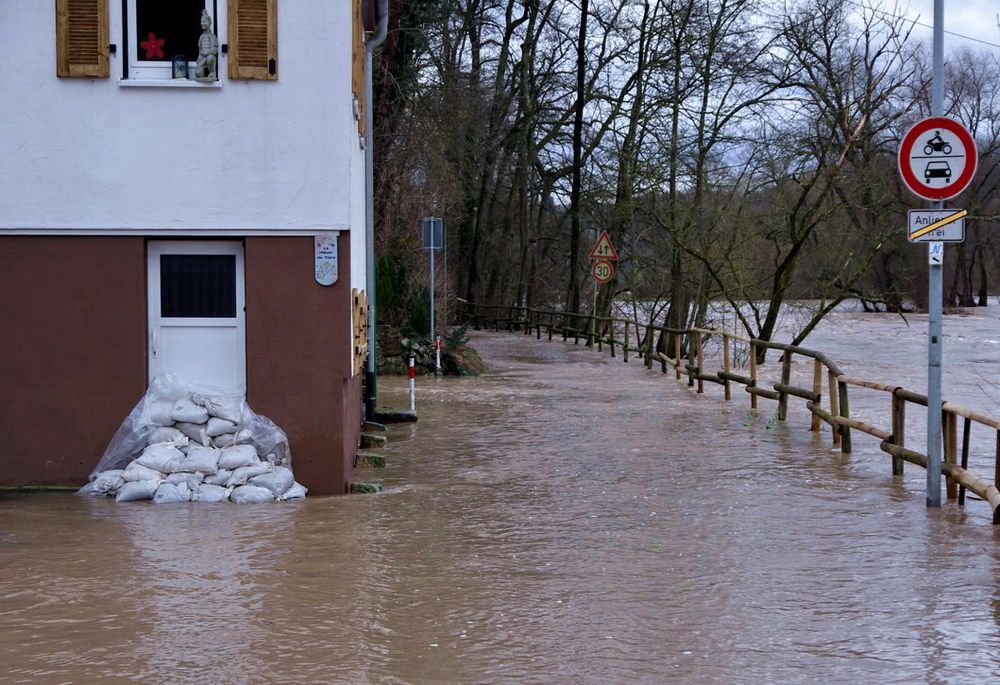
[360, 432, 388, 449]
[355, 452, 386, 468]
[349, 482, 383, 494]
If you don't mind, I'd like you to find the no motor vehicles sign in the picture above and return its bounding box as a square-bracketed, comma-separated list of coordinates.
[897, 116, 977, 201]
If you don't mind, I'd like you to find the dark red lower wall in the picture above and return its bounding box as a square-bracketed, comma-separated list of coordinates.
[0, 234, 362, 493]
[0, 237, 147, 485]
[245, 235, 361, 495]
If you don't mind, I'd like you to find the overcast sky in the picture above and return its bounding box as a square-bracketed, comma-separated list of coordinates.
[899, 1, 1000, 52]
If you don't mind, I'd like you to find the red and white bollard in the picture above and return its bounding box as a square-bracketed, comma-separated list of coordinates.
[408, 355, 416, 412]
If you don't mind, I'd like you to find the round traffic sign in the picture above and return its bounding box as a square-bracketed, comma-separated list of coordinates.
[591, 259, 615, 284]
[898, 116, 977, 200]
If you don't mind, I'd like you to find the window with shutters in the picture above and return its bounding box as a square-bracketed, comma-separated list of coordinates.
[56, 0, 278, 82]
[125, 0, 218, 80]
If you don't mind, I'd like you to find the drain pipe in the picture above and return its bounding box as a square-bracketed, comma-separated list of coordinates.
[364, 0, 389, 420]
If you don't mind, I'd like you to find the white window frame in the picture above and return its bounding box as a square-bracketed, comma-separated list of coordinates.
[126, 0, 224, 81]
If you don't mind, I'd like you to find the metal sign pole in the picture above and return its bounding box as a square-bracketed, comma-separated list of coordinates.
[430, 239, 436, 375]
[926, 0, 944, 507]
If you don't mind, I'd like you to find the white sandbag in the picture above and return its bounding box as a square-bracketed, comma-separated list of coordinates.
[88, 469, 126, 496]
[174, 422, 211, 447]
[214, 429, 252, 449]
[136, 444, 185, 473]
[212, 433, 236, 448]
[225, 463, 272, 487]
[180, 446, 220, 475]
[116, 480, 159, 502]
[194, 394, 243, 423]
[165, 472, 204, 486]
[123, 461, 165, 483]
[148, 427, 189, 446]
[171, 397, 210, 424]
[279, 481, 307, 500]
[203, 469, 232, 486]
[206, 417, 238, 437]
[249, 466, 294, 497]
[218, 444, 259, 470]
[191, 484, 230, 503]
[153, 482, 192, 504]
[230, 484, 275, 504]
[148, 399, 175, 426]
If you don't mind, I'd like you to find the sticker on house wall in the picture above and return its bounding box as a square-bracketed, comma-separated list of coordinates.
[315, 232, 339, 286]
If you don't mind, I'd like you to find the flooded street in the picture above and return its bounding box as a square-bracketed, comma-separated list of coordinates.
[5, 308, 1000, 683]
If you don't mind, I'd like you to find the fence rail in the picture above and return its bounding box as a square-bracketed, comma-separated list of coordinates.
[461, 302, 1000, 524]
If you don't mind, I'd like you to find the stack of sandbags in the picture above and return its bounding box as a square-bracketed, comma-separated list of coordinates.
[91, 441, 306, 504]
[80, 380, 306, 504]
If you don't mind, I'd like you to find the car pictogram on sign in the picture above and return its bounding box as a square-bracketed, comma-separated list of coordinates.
[924, 160, 951, 182]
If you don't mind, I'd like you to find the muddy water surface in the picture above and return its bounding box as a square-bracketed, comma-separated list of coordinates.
[4, 317, 1000, 684]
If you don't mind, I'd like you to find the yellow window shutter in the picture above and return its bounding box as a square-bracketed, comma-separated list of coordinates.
[228, 0, 278, 81]
[55, 0, 109, 78]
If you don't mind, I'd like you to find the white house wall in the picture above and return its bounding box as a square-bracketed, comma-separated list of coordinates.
[0, 1, 364, 235]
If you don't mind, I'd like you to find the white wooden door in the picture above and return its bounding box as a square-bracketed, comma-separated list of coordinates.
[148, 241, 246, 394]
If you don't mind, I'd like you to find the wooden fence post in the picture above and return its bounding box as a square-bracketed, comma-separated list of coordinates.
[958, 417, 971, 506]
[944, 410, 958, 501]
[674, 334, 682, 380]
[688, 333, 697, 388]
[828, 370, 840, 447]
[624, 322, 629, 362]
[696, 332, 704, 393]
[644, 325, 653, 368]
[750, 342, 758, 410]
[994, 431, 1000, 524]
[723, 335, 732, 401]
[810, 359, 821, 431]
[838, 379, 852, 454]
[778, 350, 791, 421]
[891, 391, 905, 475]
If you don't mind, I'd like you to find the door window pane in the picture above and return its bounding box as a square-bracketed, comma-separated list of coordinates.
[160, 254, 236, 318]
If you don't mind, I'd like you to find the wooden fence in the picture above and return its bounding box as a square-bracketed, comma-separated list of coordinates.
[461, 302, 1000, 524]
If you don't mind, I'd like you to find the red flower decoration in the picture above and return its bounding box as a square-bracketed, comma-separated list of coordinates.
[140, 32, 166, 60]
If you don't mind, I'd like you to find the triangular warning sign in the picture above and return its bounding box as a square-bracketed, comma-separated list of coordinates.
[588, 231, 619, 260]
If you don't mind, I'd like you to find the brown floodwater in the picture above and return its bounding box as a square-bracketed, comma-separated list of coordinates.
[4, 311, 1000, 684]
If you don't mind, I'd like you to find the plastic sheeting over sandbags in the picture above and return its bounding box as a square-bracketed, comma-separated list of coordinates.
[78, 375, 304, 503]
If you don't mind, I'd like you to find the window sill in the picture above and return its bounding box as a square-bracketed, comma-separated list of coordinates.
[119, 79, 222, 89]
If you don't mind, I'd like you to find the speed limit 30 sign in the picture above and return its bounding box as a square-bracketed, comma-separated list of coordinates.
[592, 259, 615, 284]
